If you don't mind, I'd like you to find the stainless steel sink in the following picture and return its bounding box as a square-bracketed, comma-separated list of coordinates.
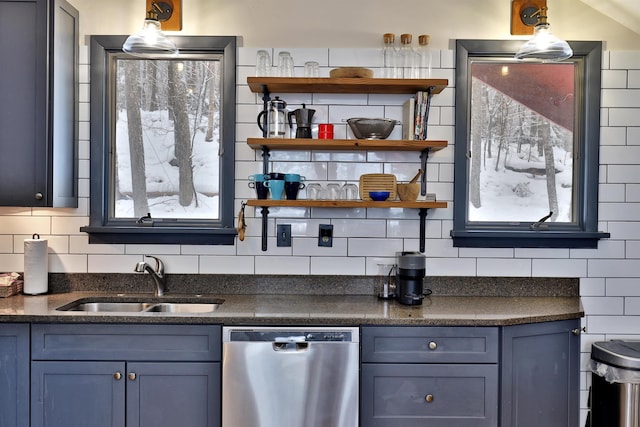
[61, 302, 156, 312]
[145, 303, 219, 313]
[56, 297, 224, 314]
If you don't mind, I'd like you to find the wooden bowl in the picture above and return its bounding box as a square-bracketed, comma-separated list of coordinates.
[397, 183, 420, 201]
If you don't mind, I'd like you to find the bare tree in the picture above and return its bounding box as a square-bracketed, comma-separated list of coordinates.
[469, 77, 483, 208]
[541, 120, 559, 220]
[168, 62, 194, 207]
[124, 60, 149, 217]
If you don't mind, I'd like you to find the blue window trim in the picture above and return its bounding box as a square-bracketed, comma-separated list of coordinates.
[450, 40, 609, 248]
[80, 36, 237, 245]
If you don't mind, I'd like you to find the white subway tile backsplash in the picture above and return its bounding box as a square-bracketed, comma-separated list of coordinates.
[255, 256, 310, 274]
[630, 71, 640, 88]
[347, 238, 403, 257]
[311, 257, 365, 275]
[610, 51, 640, 70]
[293, 237, 348, 256]
[477, 258, 532, 276]
[580, 278, 606, 296]
[328, 48, 380, 68]
[588, 315, 640, 335]
[570, 240, 626, 259]
[0, 217, 51, 235]
[425, 258, 476, 276]
[50, 254, 87, 273]
[599, 183, 626, 202]
[581, 296, 624, 315]
[600, 126, 627, 145]
[602, 70, 628, 88]
[609, 108, 640, 126]
[199, 256, 255, 274]
[599, 202, 640, 221]
[629, 127, 640, 145]
[332, 219, 386, 238]
[602, 89, 640, 108]
[624, 297, 640, 315]
[600, 146, 640, 164]
[607, 278, 640, 296]
[531, 259, 587, 277]
[588, 259, 640, 278]
[627, 241, 640, 258]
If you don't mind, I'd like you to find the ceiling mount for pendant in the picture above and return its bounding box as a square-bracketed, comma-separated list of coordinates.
[511, 0, 547, 35]
[146, 0, 182, 31]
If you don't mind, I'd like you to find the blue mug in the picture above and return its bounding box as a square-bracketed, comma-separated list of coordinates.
[284, 174, 306, 200]
[264, 179, 285, 200]
[248, 174, 269, 199]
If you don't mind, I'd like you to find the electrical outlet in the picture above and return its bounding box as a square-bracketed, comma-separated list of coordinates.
[318, 224, 333, 247]
[277, 224, 292, 247]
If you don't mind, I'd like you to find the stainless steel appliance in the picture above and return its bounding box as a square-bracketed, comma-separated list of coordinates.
[222, 326, 359, 427]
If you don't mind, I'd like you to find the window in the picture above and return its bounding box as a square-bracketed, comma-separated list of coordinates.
[81, 36, 237, 244]
[451, 40, 609, 248]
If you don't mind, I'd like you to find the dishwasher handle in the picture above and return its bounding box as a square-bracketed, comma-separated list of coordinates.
[273, 341, 309, 352]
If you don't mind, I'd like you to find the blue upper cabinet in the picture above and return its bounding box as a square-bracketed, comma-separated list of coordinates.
[0, 323, 30, 427]
[0, 0, 78, 207]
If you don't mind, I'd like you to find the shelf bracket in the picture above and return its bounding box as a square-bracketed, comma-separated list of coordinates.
[260, 146, 270, 175]
[260, 206, 270, 251]
[418, 208, 429, 253]
[420, 148, 430, 196]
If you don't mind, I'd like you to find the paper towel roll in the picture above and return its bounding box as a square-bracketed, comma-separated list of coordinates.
[24, 236, 48, 295]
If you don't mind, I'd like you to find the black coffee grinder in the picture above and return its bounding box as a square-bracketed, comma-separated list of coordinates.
[396, 251, 426, 305]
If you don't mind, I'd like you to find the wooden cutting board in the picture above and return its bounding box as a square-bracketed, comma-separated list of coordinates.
[359, 174, 397, 200]
[329, 67, 374, 78]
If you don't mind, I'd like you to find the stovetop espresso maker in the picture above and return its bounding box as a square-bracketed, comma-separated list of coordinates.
[289, 103, 315, 138]
[395, 251, 426, 305]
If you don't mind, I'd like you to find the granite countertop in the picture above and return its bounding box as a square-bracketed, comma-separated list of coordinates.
[0, 291, 583, 326]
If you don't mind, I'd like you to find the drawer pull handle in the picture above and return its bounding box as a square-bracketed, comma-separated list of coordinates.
[425, 394, 434, 403]
[113, 372, 122, 380]
[428, 341, 437, 350]
[128, 373, 137, 381]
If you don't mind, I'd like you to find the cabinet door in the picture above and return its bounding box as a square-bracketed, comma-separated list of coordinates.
[127, 362, 220, 427]
[0, 323, 29, 427]
[361, 363, 498, 427]
[0, 0, 77, 207]
[31, 361, 126, 427]
[501, 319, 580, 427]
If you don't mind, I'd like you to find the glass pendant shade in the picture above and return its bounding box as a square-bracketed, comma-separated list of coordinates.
[515, 11, 573, 62]
[123, 13, 178, 57]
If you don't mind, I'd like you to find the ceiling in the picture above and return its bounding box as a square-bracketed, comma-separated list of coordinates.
[577, 0, 640, 35]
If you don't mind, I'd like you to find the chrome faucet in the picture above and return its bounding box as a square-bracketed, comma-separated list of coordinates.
[134, 255, 167, 297]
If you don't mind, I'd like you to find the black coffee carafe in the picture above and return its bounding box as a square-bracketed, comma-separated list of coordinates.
[289, 104, 315, 138]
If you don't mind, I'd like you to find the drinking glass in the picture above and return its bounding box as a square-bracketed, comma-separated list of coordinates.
[304, 61, 319, 77]
[326, 183, 341, 200]
[277, 51, 294, 77]
[306, 183, 322, 200]
[340, 183, 359, 200]
[255, 50, 271, 76]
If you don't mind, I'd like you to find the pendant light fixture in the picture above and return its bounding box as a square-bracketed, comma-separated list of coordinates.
[514, 6, 572, 62]
[122, 4, 178, 57]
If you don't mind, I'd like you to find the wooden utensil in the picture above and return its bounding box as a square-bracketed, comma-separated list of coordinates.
[409, 169, 423, 184]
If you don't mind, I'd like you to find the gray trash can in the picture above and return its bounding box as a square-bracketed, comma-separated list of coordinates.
[589, 340, 640, 427]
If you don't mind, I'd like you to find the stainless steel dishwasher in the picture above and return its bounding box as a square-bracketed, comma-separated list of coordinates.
[222, 326, 359, 427]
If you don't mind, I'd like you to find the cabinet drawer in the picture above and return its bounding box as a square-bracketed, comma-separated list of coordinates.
[361, 326, 498, 363]
[32, 324, 221, 361]
[361, 363, 498, 427]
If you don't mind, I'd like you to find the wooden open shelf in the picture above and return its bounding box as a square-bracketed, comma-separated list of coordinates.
[246, 199, 447, 209]
[247, 77, 449, 95]
[247, 138, 448, 152]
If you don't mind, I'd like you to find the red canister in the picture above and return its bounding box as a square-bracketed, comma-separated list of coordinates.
[318, 123, 334, 139]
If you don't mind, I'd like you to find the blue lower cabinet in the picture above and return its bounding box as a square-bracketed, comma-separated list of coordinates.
[31, 361, 126, 427]
[127, 362, 220, 427]
[30, 324, 222, 427]
[361, 363, 499, 426]
[0, 323, 29, 427]
[501, 319, 580, 427]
